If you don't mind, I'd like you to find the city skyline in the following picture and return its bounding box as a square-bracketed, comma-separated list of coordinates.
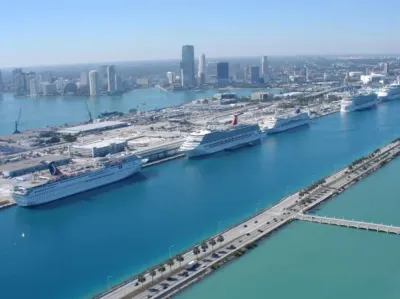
[1, 0, 400, 67]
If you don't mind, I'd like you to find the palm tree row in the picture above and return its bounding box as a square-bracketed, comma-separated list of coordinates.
[138, 234, 225, 289]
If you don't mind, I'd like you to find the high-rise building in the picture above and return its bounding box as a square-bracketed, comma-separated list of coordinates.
[304, 66, 309, 82]
[39, 71, 52, 83]
[261, 56, 269, 82]
[198, 54, 206, 85]
[80, 72, 89, 85]
[29, 76, 40, 97]
[89, 70, 99, 96]
[383, 62, 389, 75]
[107, 65, 116, 93]
[251, 66, 260, 84]
[115, 75, 123, 92]
[98, 65, 107, 90]
[180, 45, 195, 88]
[41, 82, 57, 95]
[166, 72, 175, 85]
[217, 62, 229, 86]
[0, 70, 3, 92]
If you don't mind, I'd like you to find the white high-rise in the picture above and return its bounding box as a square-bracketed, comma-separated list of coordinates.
[107, 65, 116, 93]
[198, 53, 206, 85]
[29, 76, 40, 97]
[89, 70, 99, 96]
[261, 55, 269, 82]
[166, 72, 175, 85]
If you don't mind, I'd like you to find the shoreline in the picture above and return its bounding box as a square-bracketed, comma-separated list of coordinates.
[94, 138, 400, 299]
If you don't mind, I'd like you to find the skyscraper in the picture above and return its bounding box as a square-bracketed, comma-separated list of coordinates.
[261, 56, 269, 82]
[98, 65, 107, 90]
[217, 62, 229, 86]
[29, 76, 40, 97]
[383, 62, 389, 75]
[251, 66, 260, 84]
[107, 65, 116, 93]
[89, 70, 99, 96]
[180, 45, 195, 88]
[80, 72, 89, 85]
[198, 54, 206, 85]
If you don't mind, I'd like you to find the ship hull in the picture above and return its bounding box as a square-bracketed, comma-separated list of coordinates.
[341, 100, 377, 113]
[263, 119, 309, 134]
[13, 160, 142, 207]
[181, 132, 261, 158]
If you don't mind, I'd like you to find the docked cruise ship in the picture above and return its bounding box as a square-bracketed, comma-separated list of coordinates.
[377, 81, 400, 101]
[340, 90, 378, 113]
[179, 114, 261, 157]
[12, 153, 144, 207]
[260, 109, 310, 134]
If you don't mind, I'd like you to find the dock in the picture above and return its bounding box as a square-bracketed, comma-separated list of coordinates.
[94, 138, 400, 299]
[296, 214, 400, 234]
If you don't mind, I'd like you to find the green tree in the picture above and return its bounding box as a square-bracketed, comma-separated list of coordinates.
[217, 235, 224, 244]
[149, 269, 156, 282]
[193, 246, 200, 259]
[176, 254, 184, 269]
[137, 274, 146, 290]
[209, 238, 216, 252]
[201, 242, 208, 252]
[167, 259, 174, 272]
[158, 265, 166, 278]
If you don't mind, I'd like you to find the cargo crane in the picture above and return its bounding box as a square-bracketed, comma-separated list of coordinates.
[13, 108, 22, 134]
[85, 101, 93, 123]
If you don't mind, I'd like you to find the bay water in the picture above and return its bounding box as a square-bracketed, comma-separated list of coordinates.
[0, 100, 400, 298]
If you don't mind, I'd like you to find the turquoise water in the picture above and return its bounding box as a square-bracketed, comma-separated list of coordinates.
[1, 101, 400, 299]
[176, 222, 400, 299]
[0, 88, 275, 135]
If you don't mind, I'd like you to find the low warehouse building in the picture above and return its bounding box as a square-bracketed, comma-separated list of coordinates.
[70, 139, 127, 157]
[0, 155, 71, 178]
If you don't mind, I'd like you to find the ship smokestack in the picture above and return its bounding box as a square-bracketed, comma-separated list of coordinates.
[232, 114, 238, 126]
[48, 162, 62, 176]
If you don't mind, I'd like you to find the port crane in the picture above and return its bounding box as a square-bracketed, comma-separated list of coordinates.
[85, 101, 93, 123]
[13, 108, 22, 134]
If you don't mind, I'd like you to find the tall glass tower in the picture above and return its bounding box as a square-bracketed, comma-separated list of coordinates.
[180, 45, 195, 88]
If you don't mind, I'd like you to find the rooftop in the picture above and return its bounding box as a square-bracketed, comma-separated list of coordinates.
[72, 138, 127, 149]
[0, 155, 70, 173]
[57, 121, 129, 135]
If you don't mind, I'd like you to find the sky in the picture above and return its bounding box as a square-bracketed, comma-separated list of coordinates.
[1, 0, 399, 67]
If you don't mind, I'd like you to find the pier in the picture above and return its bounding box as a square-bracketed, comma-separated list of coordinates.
[296, 214, 400, 234]
[94, 138, 400, 299]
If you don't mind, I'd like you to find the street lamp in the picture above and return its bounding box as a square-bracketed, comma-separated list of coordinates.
[169, 244, 174, 259]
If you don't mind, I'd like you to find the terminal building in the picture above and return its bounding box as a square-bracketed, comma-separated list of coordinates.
[0, 155, 71, 178]
[70, 139, 128, 157]
[251, 92, 274, 101]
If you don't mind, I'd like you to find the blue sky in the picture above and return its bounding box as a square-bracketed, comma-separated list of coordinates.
[1, 0, 399, 67]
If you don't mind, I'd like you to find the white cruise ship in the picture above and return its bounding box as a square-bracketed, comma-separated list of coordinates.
[340, 90, 378, 113]
[377, 81, 400, 101]
[12, 153, 144, 207]
[179, 114, 261, 157]
[260, 109, 310, 134]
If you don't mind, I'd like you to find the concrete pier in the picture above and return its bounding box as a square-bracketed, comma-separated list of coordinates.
[94, 139, 400, 299]
[296, 214, 400, 234]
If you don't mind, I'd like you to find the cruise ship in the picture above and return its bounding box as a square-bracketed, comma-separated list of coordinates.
[340, 90, 378, 113]
[12, 153, 144, 207]
[260, 109, 310, 134]
[179, 114, 261, 157]
[377, 81, 400, 101]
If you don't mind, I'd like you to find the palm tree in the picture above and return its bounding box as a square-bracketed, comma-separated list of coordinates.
[167, 258, 174, 273]
[137, 274, 146, 290]
[193, 246, 200, 259]
[158, 265, 166, 278]
[217, 234, 224, 244]
[209, 238, 216, 253]
[201, 242, 208, 252]
[176, 254, 184, 269]
[149, 269, 156, 282]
